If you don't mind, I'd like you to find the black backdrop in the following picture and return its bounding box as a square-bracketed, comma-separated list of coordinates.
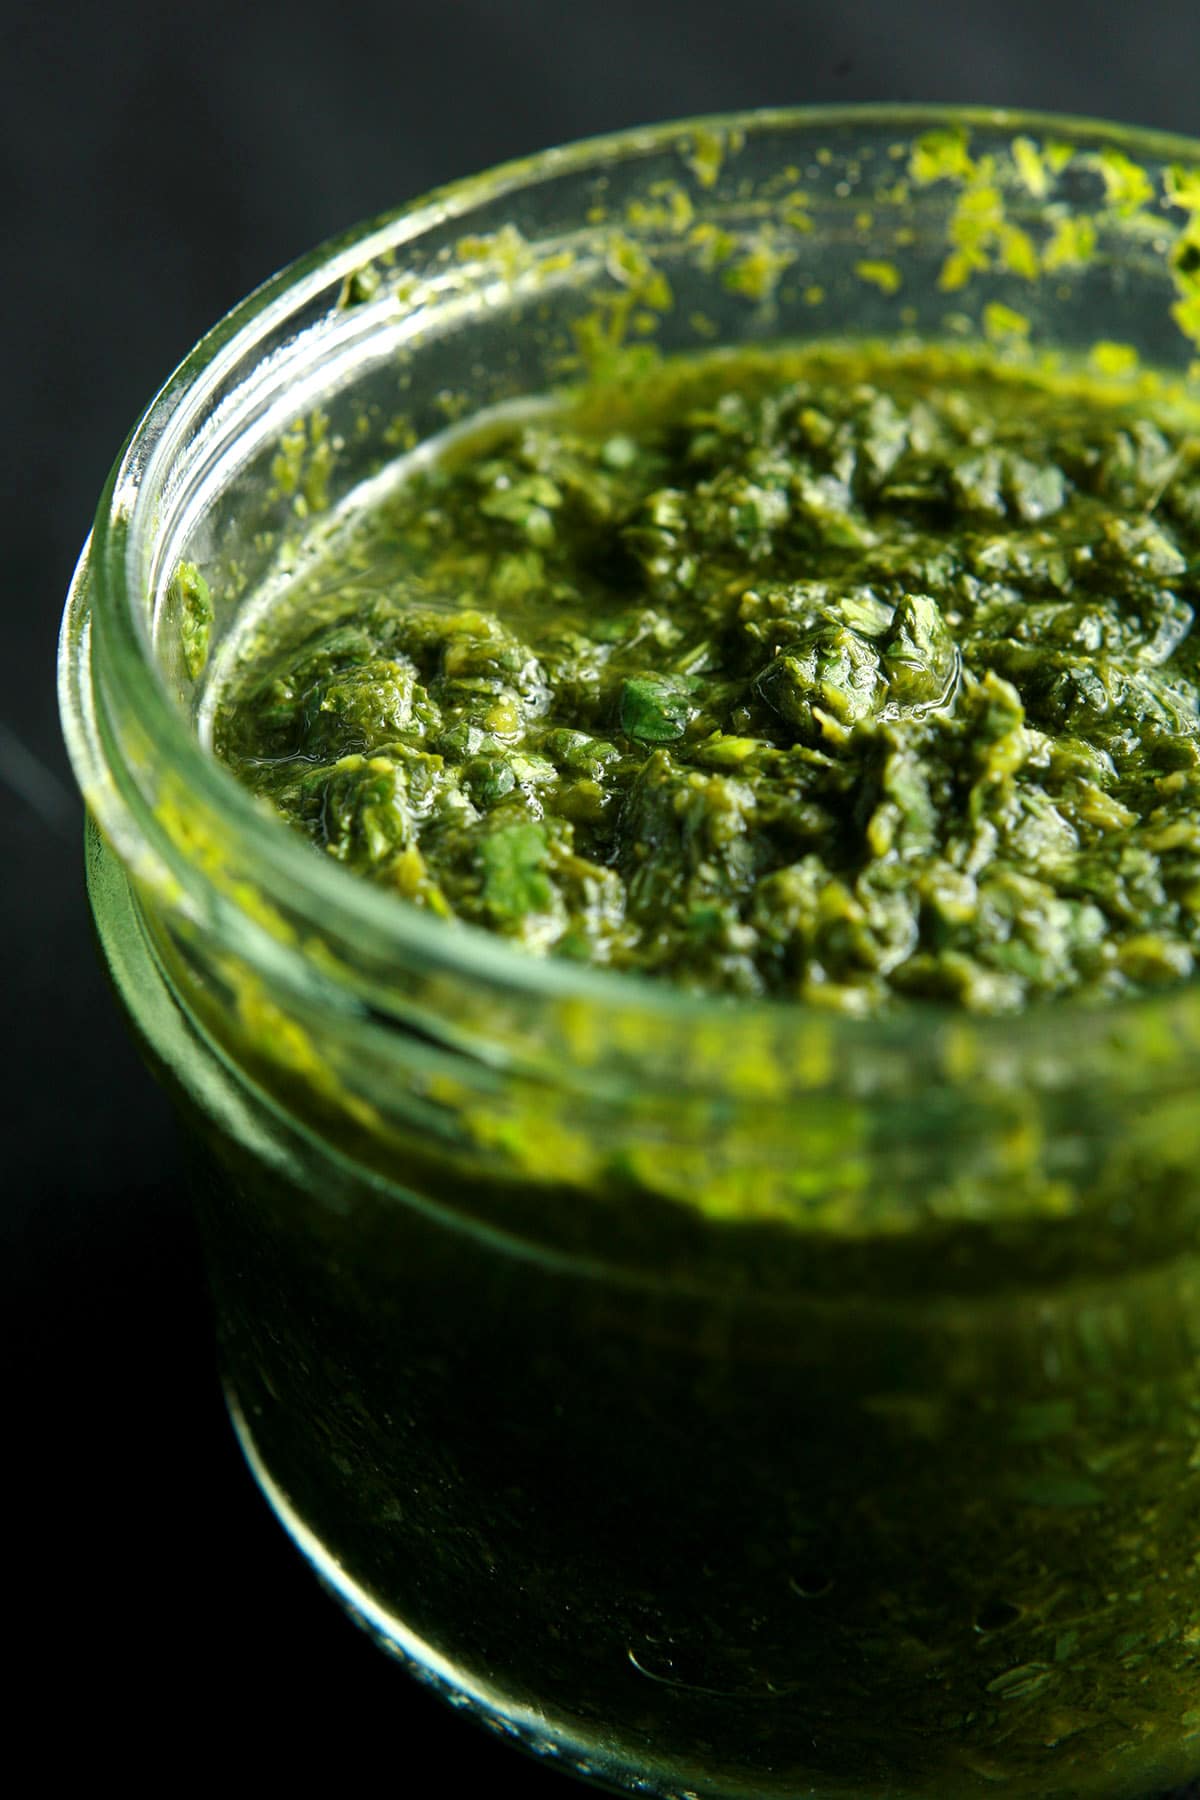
[5, 3, 1200, 1788]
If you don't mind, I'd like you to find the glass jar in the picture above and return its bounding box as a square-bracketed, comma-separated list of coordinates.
[59, 108, 1200, 1799]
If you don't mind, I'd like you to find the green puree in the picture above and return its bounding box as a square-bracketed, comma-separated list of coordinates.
[214, 343, 1200, 1013]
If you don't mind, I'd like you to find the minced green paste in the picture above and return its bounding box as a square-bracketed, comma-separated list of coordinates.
[214, 343, 1200, 1013]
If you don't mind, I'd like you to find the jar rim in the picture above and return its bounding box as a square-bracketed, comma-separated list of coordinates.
[60, 101, 1200, 1067]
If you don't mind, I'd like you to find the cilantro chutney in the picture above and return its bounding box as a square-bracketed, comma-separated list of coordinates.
[213, 342, 1200, 1015]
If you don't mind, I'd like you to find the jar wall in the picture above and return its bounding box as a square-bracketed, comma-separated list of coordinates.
[195, 1124, 1200, 1800]
[91, 825, 1200, 1800]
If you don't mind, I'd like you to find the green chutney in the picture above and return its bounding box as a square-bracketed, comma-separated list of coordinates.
[213, 342, 1200, 1015]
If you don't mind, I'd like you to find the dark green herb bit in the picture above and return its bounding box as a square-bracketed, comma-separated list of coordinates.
[618, 674, 703, 742]
[480, 820, 556, 927]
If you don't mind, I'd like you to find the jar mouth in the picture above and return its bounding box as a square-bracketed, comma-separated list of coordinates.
[59, 102, 1200, 1080]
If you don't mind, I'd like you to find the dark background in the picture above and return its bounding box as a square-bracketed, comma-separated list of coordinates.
[5, 2, 1199, 1788]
